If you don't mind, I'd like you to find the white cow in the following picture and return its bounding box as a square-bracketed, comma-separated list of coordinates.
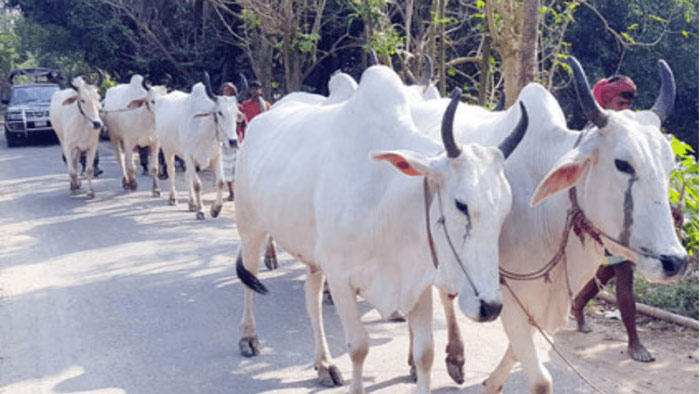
[234, 65, 529, 394]
[102, 74, 167, 195]
[272, 70, 358, 109]
[50, 73, 104, 199]
[411, 57, 688, 393]
[153, 73, 241, 220]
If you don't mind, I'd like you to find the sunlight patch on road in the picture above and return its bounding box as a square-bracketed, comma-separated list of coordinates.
[0, 365, 126, 394]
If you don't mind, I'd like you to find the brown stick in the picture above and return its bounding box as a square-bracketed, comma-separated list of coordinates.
[596, 291, 698, 330]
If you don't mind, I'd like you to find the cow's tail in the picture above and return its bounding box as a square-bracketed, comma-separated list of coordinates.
[236, 251, 269, 295]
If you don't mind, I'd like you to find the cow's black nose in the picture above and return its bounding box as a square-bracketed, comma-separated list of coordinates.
[92, 121, 102, 129]
[479, 300, 502, 322]
[229, 139, 238, 148]
[660, 254, 688, 277]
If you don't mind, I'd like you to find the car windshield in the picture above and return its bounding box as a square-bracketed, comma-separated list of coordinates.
[10, 85, 59, 105]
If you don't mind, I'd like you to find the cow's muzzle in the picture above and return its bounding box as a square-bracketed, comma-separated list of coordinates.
[228, 139, 238, 149]
[92, 120, 103, 130]
[660, 254, 688, 278]
[478, 300, 502, 322]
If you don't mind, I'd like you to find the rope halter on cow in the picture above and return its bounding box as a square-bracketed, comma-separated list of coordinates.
[423, 177, 481, 299]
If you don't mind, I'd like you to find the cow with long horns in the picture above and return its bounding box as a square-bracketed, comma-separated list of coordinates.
[102, 74, 168, 194]
[234, 65, 529, 394]
[410, 57, 687, 394]
[49, 70, 104, 199]
[153, 72, 241, 219]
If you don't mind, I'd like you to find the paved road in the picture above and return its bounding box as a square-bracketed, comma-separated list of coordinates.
[0, 137, 696, 394]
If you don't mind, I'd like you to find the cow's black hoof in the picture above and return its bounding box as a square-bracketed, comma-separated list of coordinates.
[239, 336, 261, 357]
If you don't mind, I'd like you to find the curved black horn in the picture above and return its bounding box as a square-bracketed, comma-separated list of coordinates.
[141, 74, 151, 91]
[498, 102, 529, 159]
[442, 87, 463, 159]
[417, 54, 433, 88]
[67, 70, 78, 91]
[368, 48, 379, 66]
[203, 71, 216, 101]
[94, 68, 104, 88]
[650, 59, 676, 123]
[569, 56, 608, 128]
[237, 72, 248, 101]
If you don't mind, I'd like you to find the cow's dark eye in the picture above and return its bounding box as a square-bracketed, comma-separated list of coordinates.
[455, 200, 469, 216]
[615, 159, 635, 175]
[218, 111, 223, 116]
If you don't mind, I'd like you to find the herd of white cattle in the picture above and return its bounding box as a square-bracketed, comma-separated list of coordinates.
[47, 56, 689, 394]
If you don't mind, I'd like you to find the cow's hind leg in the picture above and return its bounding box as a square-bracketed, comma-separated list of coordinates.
[183, 157, 203, 218]
[263, 235, 278, 270]
[209, 153, 224, 218]
[110, 135, 129, 191]
[124, 143, 138, 190]
[439, 289, 465, 384]
[305, 266, 343, 387]
[238, 231, 267, 357]
[149, 142, 161, 197]
[407, 287, 434, 394]
[326, 276, 369, 394]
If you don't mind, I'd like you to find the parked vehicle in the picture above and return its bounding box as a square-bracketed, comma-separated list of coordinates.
[3, 68, 62, 147]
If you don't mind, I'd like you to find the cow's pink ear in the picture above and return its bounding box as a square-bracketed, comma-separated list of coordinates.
[530, 159, 591, 207]
[62, 96, 78, 106]
[127, 99, 145, 109]
[372, 152, 422, 176]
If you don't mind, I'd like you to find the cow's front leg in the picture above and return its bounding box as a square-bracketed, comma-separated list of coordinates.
[305, 265, 344, 387]
[439, 289, 465, 384]
[326, 276, 369, 394]
[64, 146, 81, 193]
[209, 152, 224, 218]
[485, 294, 552, 394]
[163, 151, 178, 205]
[483, 345, 516, 394]
[83, 146, 98, 199]
[407, 287, 434, 394]
[149, 143, 161, 197]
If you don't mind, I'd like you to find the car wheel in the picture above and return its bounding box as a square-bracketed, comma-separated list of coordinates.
[5, 128, 19, 147]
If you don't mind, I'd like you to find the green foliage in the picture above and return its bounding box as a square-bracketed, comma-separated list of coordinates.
[631, 272, 699, 319]
[669, 136, 699, 255]
[294, 32, 321, 55]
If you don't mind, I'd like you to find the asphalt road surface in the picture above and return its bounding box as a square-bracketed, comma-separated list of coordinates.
[1, 136, 697, 394]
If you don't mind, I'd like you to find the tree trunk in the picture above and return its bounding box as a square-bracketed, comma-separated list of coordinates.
[518, 0, 540, 90]
[501, 47, 520, 107]
[438, 0, 447, 96]
[478, 35, 492, 106]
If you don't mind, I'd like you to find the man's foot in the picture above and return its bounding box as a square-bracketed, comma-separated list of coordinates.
[94, 167, 104, 178]
[573, 309, 592, 333]
[629, 342, 655, 362]
[227, 193, 234, 201]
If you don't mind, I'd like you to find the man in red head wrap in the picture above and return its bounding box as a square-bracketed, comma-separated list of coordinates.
[572, 74, 657, 363]
[591, 75, 637, 110]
